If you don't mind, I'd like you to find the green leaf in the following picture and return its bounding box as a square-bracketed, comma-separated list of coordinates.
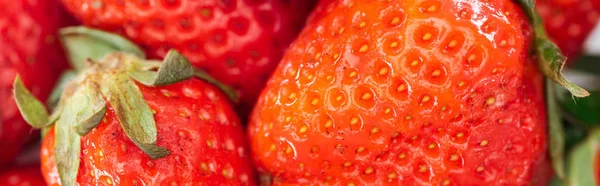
[129, 50, 194, 86]
[563, 125, 588, 152]
[515, 0, 589, 98]
[557, 70, 600, 127]
[572, 55, 600, 74]
[72, 83, 107, 136]
[60, 26, 145, 71]
[194, 69, 239, 102]
[566, 129, 600, 186]
[546, 80, 566, 178]
[561, 91, 600, 127]
[549, 176, 567, 186]
[47, 101, 63, 127]
[101, 73, 170, 158]
[47, 70, 77, 110]
[13, 76, 50, 128]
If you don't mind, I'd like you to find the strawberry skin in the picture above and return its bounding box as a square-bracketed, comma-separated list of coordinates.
[249, 0, 550, 185]
[597, 152, 600, 185]
[537, 0, 600, 60]
[0, 165, 46, 186]
[40, 79, 256, 185]
[0, 0, 72, 167]
[59, 0, 315, 118]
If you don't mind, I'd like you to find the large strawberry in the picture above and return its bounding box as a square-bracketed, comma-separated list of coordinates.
[14, 27, 255, 185]
[59, 0, 316, 118]
[536, 0, 600, 61]
[248, 0, 587, 185]
[0, 0, 74, 167]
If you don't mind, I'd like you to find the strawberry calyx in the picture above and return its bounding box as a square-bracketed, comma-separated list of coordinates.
[60, 26, 146, 71]
[14, 52, 176, 186]
[548, 70, 600, 185]
[515, 0, 592, 181]
[12, 27, 237, 186]
[546, 79, 566, 178]
[60, 26, 238, 102]
[516, 0, 589, 98]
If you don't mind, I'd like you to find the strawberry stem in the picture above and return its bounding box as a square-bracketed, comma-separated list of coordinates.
[516, 0, 589, 97]
[60, 26, 145, 71]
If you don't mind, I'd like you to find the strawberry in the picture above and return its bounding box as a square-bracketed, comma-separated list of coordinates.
[0, 0, 73, 167]
[0, 165, 46, 186]
[248, 0, 586, 185]
[536, 0, 600, 61]
[59, 0, 316, 118]
[597, 152, 600, 185]
[15, 27, 255, 185]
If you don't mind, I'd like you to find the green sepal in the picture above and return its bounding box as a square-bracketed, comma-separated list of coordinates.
[194, 69, 239, 103]
[54, 128, 81, 186]
[565, 129, 600, 186]
[516, 0, 589, 97]
[558, 69, 600, 127]
[101, 73, 170, 158]
[129, 50, 194, 86]
[13, 76, 50, 128]
[71, 83, 107, 136]
[135, 142, 171, 159]
[60, 26, 145, 71]
[47, 101, 63, 127]
[546, 80, 566, 178]
[549, 176, 567, 186]
[41, 127, 50, 139]
[47, 70, 77, 110]
[54, 84, 104, 186]
[73, 105, 106, 136]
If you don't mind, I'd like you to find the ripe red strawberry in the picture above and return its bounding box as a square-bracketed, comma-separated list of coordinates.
[0, 0, 73, 167]
[59, 0, 317, 118]
[596, 152, 600, 185]
[536, 0, 600, 60]
[0, 165, 46, 186]
[15, 28, 255, 185]
[247, 0, 585, 185]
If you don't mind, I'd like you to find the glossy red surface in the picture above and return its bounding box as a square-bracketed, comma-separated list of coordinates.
[249, 0, 551, 185]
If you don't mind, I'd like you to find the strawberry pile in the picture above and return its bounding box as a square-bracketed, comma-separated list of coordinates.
[1, 0, 600, 185]
[0, 0, 74, 168]
[59, 0, 318, 119]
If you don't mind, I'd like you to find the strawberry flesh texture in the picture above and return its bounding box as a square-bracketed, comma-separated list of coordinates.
[41, 79, 256, 185]
[59, 0, 315, 118]
[0, 0, 72, 167]
[536, 0, 600, 60]
[249, 0, 550, 185]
